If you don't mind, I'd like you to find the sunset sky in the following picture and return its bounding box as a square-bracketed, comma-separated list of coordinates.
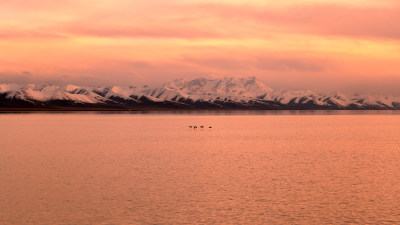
[0, 0, 399, 90]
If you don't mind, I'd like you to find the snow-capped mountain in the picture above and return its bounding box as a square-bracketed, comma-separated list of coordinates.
[1, 77, 400, 110]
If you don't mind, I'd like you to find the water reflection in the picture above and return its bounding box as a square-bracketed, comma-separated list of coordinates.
[1, 114, 400, 224]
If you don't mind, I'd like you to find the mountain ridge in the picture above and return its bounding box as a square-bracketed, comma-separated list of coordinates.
[1, 77, 399, 110]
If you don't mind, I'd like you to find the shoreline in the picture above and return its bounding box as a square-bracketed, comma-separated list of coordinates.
[2, 108, 400, 116]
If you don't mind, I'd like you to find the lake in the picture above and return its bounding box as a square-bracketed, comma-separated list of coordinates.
[1, 111, 400, 224]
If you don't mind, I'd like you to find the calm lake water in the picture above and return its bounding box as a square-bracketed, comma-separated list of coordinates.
[1, 111, 400, 224]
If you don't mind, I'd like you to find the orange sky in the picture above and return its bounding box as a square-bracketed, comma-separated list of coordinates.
[0, 0, 399, 90]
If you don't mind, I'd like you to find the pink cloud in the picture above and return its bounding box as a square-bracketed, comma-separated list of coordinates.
[191, 3, 400, 39]
[255, 57, 332, 72]
[0, 30, 67, 39]
[61, 3, 400, 40]
[64, 25, 222, 39]
[181, 55, 333, 72]
[3, 1, 399, 40]
[0, 0, 74, 11]
[181, 56, 252, 70]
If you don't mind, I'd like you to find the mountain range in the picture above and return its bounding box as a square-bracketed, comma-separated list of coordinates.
[1, 77, 399, 110]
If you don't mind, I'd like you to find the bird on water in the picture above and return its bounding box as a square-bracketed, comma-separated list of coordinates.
[189, 125, 212, 129]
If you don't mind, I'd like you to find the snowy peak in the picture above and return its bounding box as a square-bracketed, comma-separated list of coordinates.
[65, 84, 89, 95]
[165, 78, 186, 90]
[160, 77, 273, 101]
[0, 83, 23, 93]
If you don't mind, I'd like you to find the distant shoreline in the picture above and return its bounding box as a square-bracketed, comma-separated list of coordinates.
[1, 107, 399, 112]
